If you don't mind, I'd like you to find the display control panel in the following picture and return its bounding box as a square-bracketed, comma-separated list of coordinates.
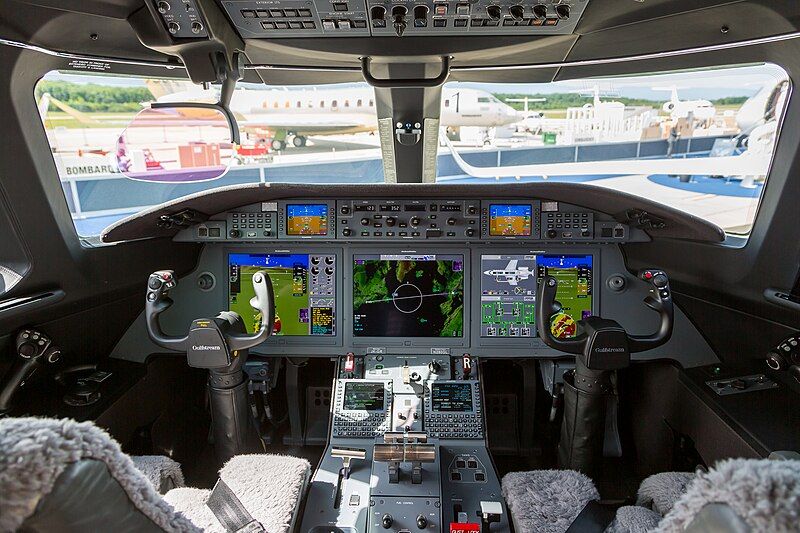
[221, 0, 589, 38]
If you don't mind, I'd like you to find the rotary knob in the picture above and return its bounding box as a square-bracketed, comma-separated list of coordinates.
[410, 216, 421, 227]
[361, 217, 371, 226]
[447, 217, 457, 226]
[386, 216, 397, 227]
[342, 228, 352, 237]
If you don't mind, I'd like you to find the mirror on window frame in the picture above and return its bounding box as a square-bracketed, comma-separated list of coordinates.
[116, 103, 239, 183]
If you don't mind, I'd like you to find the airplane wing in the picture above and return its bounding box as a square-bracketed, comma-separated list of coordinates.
[440, 130, 771, 179]
[505, 259, 518, 270]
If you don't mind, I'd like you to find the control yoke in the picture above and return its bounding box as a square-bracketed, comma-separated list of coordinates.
[145, 269, 275, 358]
[536, 269, 674, 367]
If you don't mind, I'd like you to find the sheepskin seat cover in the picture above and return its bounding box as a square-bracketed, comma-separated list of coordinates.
[501, 469, 599, 533]
[0, 416, 198, 532]
[658, 458, 800, 532]
[164, 454, 311, 533]
[131, 455, 186, 493]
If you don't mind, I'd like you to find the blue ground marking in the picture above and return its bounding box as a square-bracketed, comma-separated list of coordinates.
[646, 174, 763, 198]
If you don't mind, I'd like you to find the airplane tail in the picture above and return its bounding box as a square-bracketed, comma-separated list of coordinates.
[144, 79, 196, 99]
[38, 93, 101, 125]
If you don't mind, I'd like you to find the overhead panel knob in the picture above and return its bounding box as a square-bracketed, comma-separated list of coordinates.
[532, 4, 547, 19]
[486, 5, 501, 20]
[509, 5, 524, 20]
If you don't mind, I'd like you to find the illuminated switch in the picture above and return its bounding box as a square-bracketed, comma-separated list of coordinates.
[338, 19, 352, 28]
[289, 21, 302, 28]
[284, 9, 299, 17]
[344, 353, 355, 373]
[433, 18, 446, 27]
[454, 18, 467, 27]
[322, 19, 336, 29]
[274, 21, 289, 28]
[544, 17, 558, 25]
[332, 2, 348, 11]
[299, 8, 312, 16]
[434, 3, 447, 15]
[455, 3, 470, 15]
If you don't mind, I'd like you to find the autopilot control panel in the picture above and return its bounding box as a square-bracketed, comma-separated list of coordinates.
[300, 353, 509, 533]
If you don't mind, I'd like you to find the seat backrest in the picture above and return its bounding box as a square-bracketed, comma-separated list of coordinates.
[0, 417, 198, 532]
[658, 458, 800, 533]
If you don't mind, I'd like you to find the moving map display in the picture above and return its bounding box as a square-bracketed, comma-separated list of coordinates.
[537, 255, 593, 339]
[286, 204, 329, 235]
[480, 254, 537, 337]
[228, 253, 336, 336]
[343, 382, 386, 411]
[353, 254, 464, 338]
[489, 204, 532, 236]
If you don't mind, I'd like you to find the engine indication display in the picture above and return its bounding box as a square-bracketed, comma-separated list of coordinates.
[489, 204, 532, 236]
[431, 382, 474, 412]
[343, 382, 386, 411]
[480, 254, 537, 337]
[286, 204, 329, 236]
[537, 255, 593, 339]
[352, 254, 464, 338]
[228, 253, 336, 336]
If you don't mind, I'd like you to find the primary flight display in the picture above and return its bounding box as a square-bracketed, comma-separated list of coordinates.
[352, 254, 464, 337]
[228, 253, 336, 336]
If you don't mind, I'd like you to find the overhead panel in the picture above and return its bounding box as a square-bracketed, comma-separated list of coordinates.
[219, 0, 588, 37]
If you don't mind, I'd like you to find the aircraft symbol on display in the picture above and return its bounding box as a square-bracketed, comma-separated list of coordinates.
[483, 260, 534, 286]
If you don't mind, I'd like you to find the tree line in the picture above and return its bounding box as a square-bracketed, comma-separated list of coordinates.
[494, 93, 749, 111]
[35, 81, 152, 113]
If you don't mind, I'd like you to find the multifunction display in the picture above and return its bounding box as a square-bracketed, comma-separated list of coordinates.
[431, 382, 474, 412]
[342, 382, 385, 411]
[286, 204, 329, 235]
[228, 253, 335, 335]
[352, 254, 464, 337]
[481, 254, 537, 337]
[489, 204, 532, 236]
[538, 255, 593, 339]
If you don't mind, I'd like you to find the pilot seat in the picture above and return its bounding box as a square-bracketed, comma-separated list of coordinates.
[0, 416, 310, 533]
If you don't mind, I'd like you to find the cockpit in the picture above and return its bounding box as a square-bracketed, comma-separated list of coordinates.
[1, 1, 800, 532]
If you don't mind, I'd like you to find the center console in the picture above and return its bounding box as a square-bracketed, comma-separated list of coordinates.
[300, 354, 509, 533]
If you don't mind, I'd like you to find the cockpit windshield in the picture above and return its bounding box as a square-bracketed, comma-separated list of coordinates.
[36, 63, 788, 239]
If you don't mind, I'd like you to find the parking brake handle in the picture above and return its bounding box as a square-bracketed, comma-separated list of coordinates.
[145, 269, 275, 353]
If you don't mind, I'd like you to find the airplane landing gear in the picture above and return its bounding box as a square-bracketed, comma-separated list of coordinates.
[292, 135, 307, 147]
[271, 138, 285, 151]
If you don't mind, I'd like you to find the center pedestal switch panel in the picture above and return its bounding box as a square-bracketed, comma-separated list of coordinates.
[221, 0, 588, 37]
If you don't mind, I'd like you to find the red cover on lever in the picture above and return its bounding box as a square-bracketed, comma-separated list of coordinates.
[450, 524, 480, 533]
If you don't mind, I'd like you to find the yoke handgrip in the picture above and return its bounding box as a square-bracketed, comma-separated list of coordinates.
[145, 270, 188, 352]
[227, 270, 275, 351]
[627, 270, 674, 352]
[536, 275, 585, 354]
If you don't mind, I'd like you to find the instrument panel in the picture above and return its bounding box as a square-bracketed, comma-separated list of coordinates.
[180, 198, 630, 244]
[144, 195, 718, 362]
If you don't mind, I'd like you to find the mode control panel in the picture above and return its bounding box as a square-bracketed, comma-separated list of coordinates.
[338, 199, 481, 240]
[221, 0, 588, 37]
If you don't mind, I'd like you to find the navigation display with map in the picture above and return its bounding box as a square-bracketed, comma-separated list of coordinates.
[480, 254, 537, 337]
[229, 253, 336, 336]
[353, 254, 464, 338]
[489, 204, 532, 236]
[537, 255, 593, 339]
[286, 204, 329, 235]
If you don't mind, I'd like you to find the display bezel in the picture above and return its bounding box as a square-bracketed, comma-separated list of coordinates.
[488, 204, 533, 237]
[429, 381, 477, 414]
[347, 247, 470, 349]
[224, 246, 342, 350]
[276, 200, 336, 240]
[285, 203, 330, 236]
[481, 200, 541, 241]
[471, 247, 598, 350]
[342, 381, 387, 412]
